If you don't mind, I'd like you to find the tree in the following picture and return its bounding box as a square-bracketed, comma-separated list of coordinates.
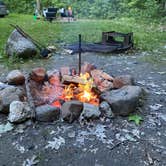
[36, 0, 41, 15]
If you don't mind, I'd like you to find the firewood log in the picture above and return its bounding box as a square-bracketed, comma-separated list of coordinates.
[61, 75, 87, 85]
[91, 69, 114, 92]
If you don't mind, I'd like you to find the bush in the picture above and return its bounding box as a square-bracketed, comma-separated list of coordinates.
[4, 0, 163, 19]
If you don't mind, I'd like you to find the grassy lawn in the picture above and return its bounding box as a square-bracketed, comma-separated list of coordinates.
[0, 13, 165, 58]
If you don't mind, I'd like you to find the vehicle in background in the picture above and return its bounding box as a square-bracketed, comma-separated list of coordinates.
[0, 1, 8, 17]
[42, 7, 58, 22]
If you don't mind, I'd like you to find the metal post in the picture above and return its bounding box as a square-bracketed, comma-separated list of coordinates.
[78, 34, 81, 75]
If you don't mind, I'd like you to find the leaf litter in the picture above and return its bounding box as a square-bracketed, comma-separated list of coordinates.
[0, 122, 14, 134]
[45, 136, 65, 150]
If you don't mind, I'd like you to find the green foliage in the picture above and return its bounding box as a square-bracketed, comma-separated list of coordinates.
[4, 0, 34, 14]
[3, 0, 164, 19]
[0, 13, 165, 59]
[128, 114, 143, 125]
[120, 0, 160, 18]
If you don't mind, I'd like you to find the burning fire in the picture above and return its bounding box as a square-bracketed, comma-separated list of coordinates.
[63, 73, 99, 105]
[52, 73, 99, 107]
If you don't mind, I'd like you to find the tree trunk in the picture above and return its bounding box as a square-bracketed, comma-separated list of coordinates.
[36, 0, 41, 15]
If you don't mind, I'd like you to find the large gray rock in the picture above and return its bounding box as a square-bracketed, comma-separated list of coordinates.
[0, 86, 24, 113]
[6, 70, 25, 85]
[99, 101, 114, 118]
[6, 29, 37, 58]
[8, 101, 31, 123]
[80, 103, 101, 119]
[61, 100, 83, 123]
[100, 86, 144, 116]
[36, 104, 60, 122]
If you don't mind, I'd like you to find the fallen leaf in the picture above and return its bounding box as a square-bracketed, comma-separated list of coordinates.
[45, 137, 65, 150]
[0, 122, 14, 134]
[22, 155, 39, 166]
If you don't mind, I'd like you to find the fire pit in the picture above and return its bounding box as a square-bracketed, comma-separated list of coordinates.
[22, 60, 144, 124]
[0, 61, 145, 124]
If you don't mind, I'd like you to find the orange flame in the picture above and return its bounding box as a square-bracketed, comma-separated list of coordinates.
[63, 73, 99, 106]
[63, 84, 75, 101]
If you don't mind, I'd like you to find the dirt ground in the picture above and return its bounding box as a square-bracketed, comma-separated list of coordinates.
[0, 51, 166, 166]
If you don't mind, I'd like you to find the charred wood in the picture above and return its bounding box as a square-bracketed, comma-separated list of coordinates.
[25, 75, 36, 121]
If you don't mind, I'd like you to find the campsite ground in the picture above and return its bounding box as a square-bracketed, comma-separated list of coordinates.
[0, 51, 166, 166]
[0, 14, 166, 166]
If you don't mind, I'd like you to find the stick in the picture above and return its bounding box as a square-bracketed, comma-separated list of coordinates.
[25, 75, 36, 121]
[16, 25, 45, 48]
[109, 141, 125, 150]
[10, 24, 45, 49]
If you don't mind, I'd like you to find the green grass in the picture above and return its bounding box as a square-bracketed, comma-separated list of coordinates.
[0, 14, 61, 56]
[0, 13, 165, 58]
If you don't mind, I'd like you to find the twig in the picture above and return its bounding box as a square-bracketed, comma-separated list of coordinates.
[10, 24, 44, 49]
[25, 74, 36, 121]
[109, 141, 125, 150]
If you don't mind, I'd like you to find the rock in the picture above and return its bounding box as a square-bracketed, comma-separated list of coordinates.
[80, 103, 101, 119]
[100, 85, 144, 116]
[113, 75, 134, 89]
[99, 101, 114, 118]
[8, 101, 31, 123]
[49, 75, 61, 86]
[61, 100, 83, 123]
[0, 82, 12, 90]
[24, 120, 33, 127]
[36, 104, 60, 122]
[0, 86, 24, 113]
[0, 74, 7, 83]
[81, 62, 96, 74]
[68, 131, 76, 138]
[6, 29, 37, 58]
[6, 70, 25, 85]
[47, 69, 60, 79]
[30, 67, 47, 83]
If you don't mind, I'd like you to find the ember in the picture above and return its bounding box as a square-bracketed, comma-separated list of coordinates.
[52, 100, 62, 108]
